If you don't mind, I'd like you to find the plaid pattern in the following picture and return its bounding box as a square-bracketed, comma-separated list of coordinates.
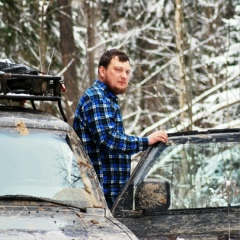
[73, 80, 149, 203]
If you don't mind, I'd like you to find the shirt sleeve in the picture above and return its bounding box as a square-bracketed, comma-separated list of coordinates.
[82, 94, 149, 155]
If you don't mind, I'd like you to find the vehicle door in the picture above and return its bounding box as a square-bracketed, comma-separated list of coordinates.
[112, 131, 240, 239]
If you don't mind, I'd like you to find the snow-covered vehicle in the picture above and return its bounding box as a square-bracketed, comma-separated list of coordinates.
[0, 61, 138, 240]
[112, 129, 240, 239]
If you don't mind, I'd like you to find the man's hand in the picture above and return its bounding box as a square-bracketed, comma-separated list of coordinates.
[148, 130, 168, 145]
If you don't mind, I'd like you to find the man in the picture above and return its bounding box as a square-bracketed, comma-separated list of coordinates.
[73, 49, 168, 208]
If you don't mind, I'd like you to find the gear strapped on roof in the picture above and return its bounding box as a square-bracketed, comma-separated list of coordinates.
[0, 59, 67, 122]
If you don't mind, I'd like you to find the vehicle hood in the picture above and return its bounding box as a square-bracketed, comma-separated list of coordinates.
[0, 205, 137, 239]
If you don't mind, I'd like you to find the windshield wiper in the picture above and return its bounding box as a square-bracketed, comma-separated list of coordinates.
[0, 195, 86, 212]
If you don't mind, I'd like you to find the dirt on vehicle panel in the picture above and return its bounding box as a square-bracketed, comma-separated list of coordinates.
[135, 179, 169, 212]
[15, 120, 29, 136]
[69, 129, 106, 208]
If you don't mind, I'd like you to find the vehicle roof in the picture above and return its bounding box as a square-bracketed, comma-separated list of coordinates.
[0, 105, 69, 131]
[163, 128, 240, 146]
[168, 128, 240, 137]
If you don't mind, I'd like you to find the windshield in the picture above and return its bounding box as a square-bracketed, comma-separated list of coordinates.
[0, 128, 103, 209]
[146, 138, 240, 209]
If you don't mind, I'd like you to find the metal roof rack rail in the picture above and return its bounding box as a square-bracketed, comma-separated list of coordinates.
[0, 71, 67, 122]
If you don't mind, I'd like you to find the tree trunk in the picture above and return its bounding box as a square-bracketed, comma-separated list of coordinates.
[57, 0, 78, 125]
[175, 0, 193, 130]
[39, 0, 47, 72]
[85, 0, 96, 85]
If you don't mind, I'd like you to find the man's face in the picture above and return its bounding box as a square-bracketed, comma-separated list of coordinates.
[99, 56, 131, 95]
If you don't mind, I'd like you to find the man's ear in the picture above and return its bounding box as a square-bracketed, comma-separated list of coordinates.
[99, 66, 106, 78]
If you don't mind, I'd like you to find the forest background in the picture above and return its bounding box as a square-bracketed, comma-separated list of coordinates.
[1, 0, 239, 140]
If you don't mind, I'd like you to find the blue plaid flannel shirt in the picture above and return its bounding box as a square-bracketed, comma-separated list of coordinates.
[73, 80, 149, 203]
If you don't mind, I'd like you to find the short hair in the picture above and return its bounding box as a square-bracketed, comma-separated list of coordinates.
[98, 49, 130, 70]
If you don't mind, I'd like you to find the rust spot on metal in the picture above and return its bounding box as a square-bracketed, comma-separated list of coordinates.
[84, 183, 91, 194]
[90, 219, 99, 224]
[166, 140, 175, 146]
[38, 208, 46, 211]
[76, 212, 83, 218]
[15, 120, 29, 136]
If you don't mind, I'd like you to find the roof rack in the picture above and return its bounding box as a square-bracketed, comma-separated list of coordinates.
[0, 71, 67, 122]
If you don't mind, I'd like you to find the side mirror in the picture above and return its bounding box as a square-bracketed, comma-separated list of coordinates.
[135, 178, 170, 213]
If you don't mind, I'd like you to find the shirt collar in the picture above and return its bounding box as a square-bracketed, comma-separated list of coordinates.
[94, 80, 118, 101]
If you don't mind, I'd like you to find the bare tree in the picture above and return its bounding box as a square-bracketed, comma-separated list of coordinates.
[175, 0, 193, 130]
[39, 0, 47, 72]
[84, 0, 96, 85]
[0, 0, 238, 131]
[57, 0, 78, 125]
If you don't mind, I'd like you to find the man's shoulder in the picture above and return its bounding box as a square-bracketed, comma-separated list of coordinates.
[83, 82, 106, 100]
